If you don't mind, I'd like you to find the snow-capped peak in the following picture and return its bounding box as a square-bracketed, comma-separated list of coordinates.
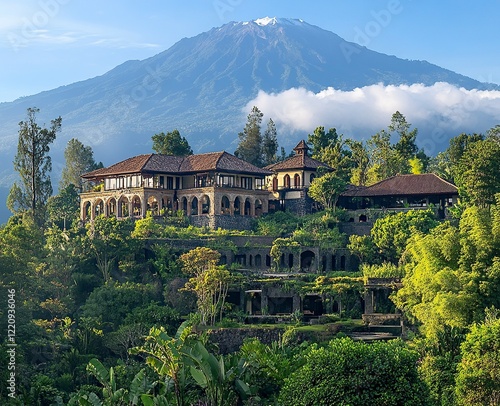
[254, 17, 278, 26]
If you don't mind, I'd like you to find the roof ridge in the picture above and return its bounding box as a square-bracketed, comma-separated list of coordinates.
[142, 153, 155, 171]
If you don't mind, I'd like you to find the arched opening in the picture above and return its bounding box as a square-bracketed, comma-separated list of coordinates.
[221, 196, 230, 214]
[272, 177, 278, 191]
[94, 199, 104, 218]
[106, 198, 116, 217]
[331, 255, 337, 271]
[301, 250, 315, 271]
[244, 198, 251, 216]
[249, 255, 253, 267]
[255, 254, 262, 267]
[340, 255, 346, 270]
[294, 174, 300, 188]
[181, 197, 188, 214]
[255, 199, 263, 216]
[322, 255, 327, 272]
[191, 197, 198, 215]
[118, 196, 129, 217]
[359, 214, 367, 222]
[201, 195, 210, 214]
[348, 217, 355, 222]
[309, 173, 316, 184]
[266, 255, 271, 267]
[220, 255, 227, 265]
[288, 253, 294, 269]
[147, 196, 159, 215]
[82, 201, 91, 221]
[234, 197, 241, 216]
[284, 174, 291, 188]
[132, 196, 142, 216]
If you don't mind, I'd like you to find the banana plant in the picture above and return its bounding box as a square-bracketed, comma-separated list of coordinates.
[186, 340, 251, 406]
[79, 358, 152, 405]
[130, 322, 193, 406]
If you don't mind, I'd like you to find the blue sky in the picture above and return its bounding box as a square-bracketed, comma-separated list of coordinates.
[1, 0, 499, 103]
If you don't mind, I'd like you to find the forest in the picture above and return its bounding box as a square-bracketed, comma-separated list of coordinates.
[0, 106, 499, 405]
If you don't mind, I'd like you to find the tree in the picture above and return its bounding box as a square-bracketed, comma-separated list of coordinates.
[60, 138, 101, 190]
[394, 203, 500, 338]
[180, 248, 230, 326]
[8, 107, 61, 226]
[454, 138, 500, 207]
[308, 172, 347, 212]
[234, 106, 263, 167]
[390, 110, 418, 161]
[371, 209, 439, 263]
[83, 215, 137, 283]
[279, 338, 430, 405]
[346, 139, 370, 186]
[455, 312, 500, 406]
[307, 126, 352, 180]
[151, 129, 193, 156]
[47, 184, 80, 230]
[179, 247, 221, 276]
[261, 118, 278, 166]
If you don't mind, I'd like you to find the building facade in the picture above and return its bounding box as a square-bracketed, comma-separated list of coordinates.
[80, 151, 272, 229]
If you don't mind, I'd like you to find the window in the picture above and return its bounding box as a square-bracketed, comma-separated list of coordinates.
[219, 175, 234, 187]
[166, 176, 174, 189]
[255, 178, 265, 190]
[284, 174, 291, 188]
[241, 177, 253, 190]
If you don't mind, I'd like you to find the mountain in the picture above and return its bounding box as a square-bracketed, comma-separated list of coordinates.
[0, 17, 496, 222]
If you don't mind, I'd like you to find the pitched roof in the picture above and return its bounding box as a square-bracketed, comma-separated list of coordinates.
[265, 154, 330, 171]
[342, 174, 458, 197]
[81, 154, 153, 178]
[81, 151, 271, 179]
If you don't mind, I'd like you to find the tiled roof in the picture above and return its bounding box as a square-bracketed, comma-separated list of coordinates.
[265, 154, 330, 171]
[342, 174, 458, 197]
[81, 151, 271, 179]
[81, 154, 153, 178]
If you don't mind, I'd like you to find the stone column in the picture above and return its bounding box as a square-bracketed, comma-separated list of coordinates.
[364, 289, 374, 314]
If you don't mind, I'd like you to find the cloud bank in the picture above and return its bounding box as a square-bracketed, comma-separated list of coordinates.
[247, 82, 500, 155]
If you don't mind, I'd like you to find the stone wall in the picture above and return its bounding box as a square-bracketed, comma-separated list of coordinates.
[190, 214, 255, 231]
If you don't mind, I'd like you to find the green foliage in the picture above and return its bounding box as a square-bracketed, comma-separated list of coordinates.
[371, 209, 439, 263]
[9, 107, 62, 227]
[235, 106, 264, 167]
[455, 313, 500, 406]
[279, 338, 430, 405]
[60, 138, 101, 190]
[47, 184, 80, 230]
[308, 172, 347, 211]
[348, 234, 380, 264]
[83, 215, 138, 282]
[239, 337, 309, 403]
[454, 138, 500, 207]
[394, 202, 500, 338]
[254, 211, 300, 236]
[152, 129, 193, 156]
[81, 282, 162, 330]
[262, 118, 279, 166]
[361, 262, 404, 280]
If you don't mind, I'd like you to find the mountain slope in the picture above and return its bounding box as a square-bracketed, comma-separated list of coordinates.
[0, 17, 495, 221]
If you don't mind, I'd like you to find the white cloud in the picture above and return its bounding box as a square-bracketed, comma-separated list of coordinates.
[247, 82, 500, 154]
[0, 2, 160, 51]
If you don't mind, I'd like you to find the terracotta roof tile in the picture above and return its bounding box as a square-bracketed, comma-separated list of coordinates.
[81, 154, 153, 178]
[342, 174, 458, 197]
[82, 151, 271, 179]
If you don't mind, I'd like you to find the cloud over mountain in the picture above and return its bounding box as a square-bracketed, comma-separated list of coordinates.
[248, 82, 500, 155]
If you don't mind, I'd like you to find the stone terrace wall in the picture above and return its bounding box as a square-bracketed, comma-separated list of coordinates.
[190, 214, 255, 231]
